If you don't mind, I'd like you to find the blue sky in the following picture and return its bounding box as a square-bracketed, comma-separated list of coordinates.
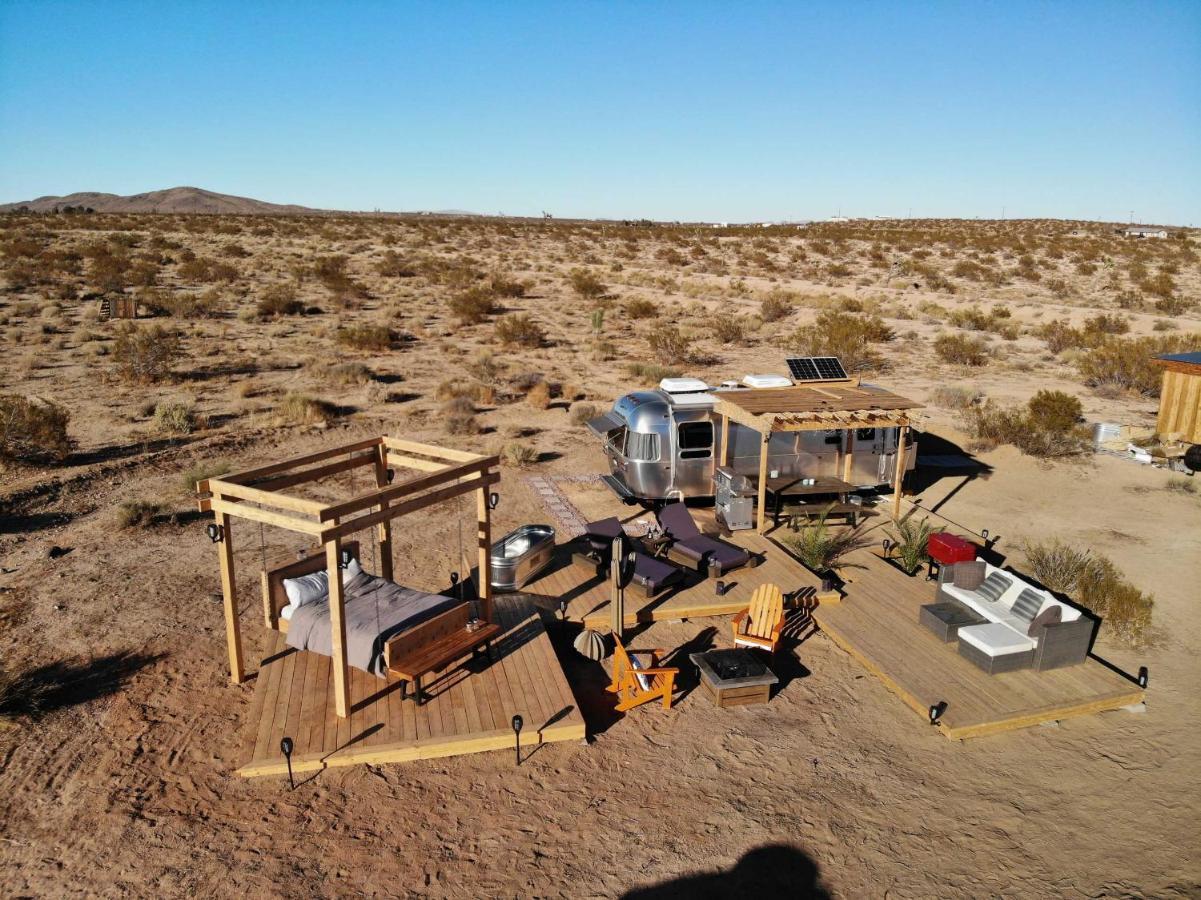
[1, 2, 1199, 223]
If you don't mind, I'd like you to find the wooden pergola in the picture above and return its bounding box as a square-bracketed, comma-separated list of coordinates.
[196, 437, 500, 719]
[712, 380, 922, 531]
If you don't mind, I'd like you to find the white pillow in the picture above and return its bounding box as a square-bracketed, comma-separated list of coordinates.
[345, 558, 363, 579]
[279, 603, 295, 622]
[282, 570, 329, 608]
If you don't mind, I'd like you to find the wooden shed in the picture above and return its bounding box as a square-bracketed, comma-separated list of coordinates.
[1154, 351, 1201, 444]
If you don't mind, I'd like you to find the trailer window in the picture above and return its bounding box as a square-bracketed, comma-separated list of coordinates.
[678, 422, 713, 459]
[605, 426, 627, 454]
[625, 431, 660, 462]
[823, 429, 842, 446]
[856, 427, 877, 442]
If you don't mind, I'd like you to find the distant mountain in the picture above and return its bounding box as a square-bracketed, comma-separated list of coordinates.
[0, 186, 325, 215]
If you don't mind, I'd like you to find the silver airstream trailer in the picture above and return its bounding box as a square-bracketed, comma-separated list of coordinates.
[586, 373, 917, 503]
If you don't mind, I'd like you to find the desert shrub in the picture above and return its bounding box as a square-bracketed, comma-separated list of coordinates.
[934, 333, 989, 366]
[1154, 295, 1195, 316]
[568, 268, 607, 300]
[376, 250, 416, 278]
[180, 460, 230, 493]
[488, 273, 527, 298]
[320, 362, 374, 385]
[569, 402, 600, 426]
[0, 395, 72, 463]
[116, 500, 171, 529]
[625, 298, 659, 320]
[256, 283, 305, 318]
[112, 323, 182, 383]
[646, 325, 695, 365]
[1077, 334, 1201, 396]
[780, 508, 871, 572]
[1083, 313, 1129, 337]
[494, 314, 545, 348]
[336, 324, 394, 351]
[965, 390, 1090, 457]
[467, 351, 504, 385]
[275, 393, 337, 425]
[710, 314, 748, 345]
[527, 380, 552, 409]
[152, 400, 195, 434]
[1039, 319, 1087, 353]
[442, 396, 479, 435]
[626, 362, 682, 384]
[500, 442, 538, 467]
[450, 286, 496, 325]
[760, 293, 792, 323]
[1022, 539, 1153, 645]
[885, 511, 934, 575]
[1165, 478, 1196, 495]
[790, 310, 893, 372]
[929, 385, 983, 410]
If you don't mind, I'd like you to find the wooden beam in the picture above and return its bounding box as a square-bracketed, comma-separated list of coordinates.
[319, 471, 500, 543]
[207, 478, 325, 517]
[221, 437, 384, 485]
[385, 452, 452, 473]
[318, 456, 498, 523]
[216, 511, 244, 684]
[382, 436, 484, 463]
[249, 452, 377, 493]
[477, 485, 493, 624]
[757, 432, 770, 534]
[326, 539, 351, 718]
[892, 425, 909, 520]
[374, 445, 394, 582]
[719, 413, 730, 466]
[843, 428, 855, 482]
[609, 535, 625, 640]
[209, 497, 324, 535]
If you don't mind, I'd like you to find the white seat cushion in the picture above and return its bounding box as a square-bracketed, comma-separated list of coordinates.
[628, 654, 651, 691]
[958, 623, 1036, 656]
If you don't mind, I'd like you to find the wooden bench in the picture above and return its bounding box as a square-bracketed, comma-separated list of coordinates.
[782, 501, 870, 528]
[384, 604, 501, 704]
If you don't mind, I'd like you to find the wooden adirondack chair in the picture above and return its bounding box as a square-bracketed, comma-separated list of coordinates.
[606, 637, 678, 712]
[731, 583, 786, 653]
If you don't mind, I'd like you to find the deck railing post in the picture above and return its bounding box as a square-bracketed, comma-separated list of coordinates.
[477, 484, 493, 624]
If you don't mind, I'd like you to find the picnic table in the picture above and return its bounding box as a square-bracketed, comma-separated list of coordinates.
[746, 475, 861, 528]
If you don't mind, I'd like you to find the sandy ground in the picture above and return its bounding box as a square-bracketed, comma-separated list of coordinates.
[2, 215, 1200, 897]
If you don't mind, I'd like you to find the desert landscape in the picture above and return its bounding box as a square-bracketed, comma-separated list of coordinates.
[1, 202, 1199, 896]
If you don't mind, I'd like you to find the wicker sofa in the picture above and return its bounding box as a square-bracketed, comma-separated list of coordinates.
[935, 560, 1095, 673]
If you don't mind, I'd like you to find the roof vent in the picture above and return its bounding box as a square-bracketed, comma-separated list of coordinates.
[659, 377, 710, 394]
[742, 374, 793, 389]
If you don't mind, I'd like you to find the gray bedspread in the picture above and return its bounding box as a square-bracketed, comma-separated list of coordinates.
[285, 571, 459, 677]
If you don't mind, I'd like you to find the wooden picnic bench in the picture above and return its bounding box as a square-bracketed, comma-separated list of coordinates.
[782, 499, 871, 528]
[384, 603, 501, 704]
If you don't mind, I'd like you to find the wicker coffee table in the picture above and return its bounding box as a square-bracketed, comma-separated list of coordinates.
[919, 600, 988, 642]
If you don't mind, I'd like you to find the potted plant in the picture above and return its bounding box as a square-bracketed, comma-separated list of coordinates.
[779, 506, 871, 588]
[884, 510, 933, 576]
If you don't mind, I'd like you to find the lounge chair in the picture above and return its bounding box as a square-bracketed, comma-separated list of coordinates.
[657, 502, 751, 575]
[607, 636, 677, 712]
[732, 583, 786, 654]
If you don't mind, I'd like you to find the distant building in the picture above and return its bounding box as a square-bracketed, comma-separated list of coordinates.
[1124, 227, 1169, 239]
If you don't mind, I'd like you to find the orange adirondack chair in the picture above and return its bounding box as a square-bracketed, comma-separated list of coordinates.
[607, 637, 678, 712]
[731, 583, 786, 653]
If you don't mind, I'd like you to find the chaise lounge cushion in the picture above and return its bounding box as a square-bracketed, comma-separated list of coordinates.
[630, 552, 682, 593]
[958, 622, 1036, 657]
[657, 503, 751, 574]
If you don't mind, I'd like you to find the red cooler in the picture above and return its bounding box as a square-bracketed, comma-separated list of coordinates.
[927, 532, 977, 566]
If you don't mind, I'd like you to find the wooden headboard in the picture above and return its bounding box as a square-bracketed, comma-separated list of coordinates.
[260, 541, 360, 633]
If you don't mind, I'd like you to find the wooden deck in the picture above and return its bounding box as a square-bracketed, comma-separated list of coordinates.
[236, 595, 585, 777]
[517, 510, 834, 630]
[813, 552, 1146, 740]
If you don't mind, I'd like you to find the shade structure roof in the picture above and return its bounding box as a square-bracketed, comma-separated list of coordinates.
[1155, 351, 1201, 374]
[713, 382, 921, 432]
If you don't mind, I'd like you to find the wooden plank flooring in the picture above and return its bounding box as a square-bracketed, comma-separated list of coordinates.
[519, 509, 834, 629]
[813, 551, 1145, 740]
[237, 595, 585, 777]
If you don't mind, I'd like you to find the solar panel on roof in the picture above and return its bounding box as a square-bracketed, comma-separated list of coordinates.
[786, 356, 848, 382]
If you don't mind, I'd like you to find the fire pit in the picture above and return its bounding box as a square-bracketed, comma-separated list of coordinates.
[690, 648, 778, 708]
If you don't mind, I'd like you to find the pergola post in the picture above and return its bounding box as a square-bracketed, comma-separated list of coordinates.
[326, 538, 351, 718]
[719, 413, 730, 467]
[216, 510, 245, 684]
[891, 424, 909, 520]
[843, 428, 855, 483]
[373, 445, 394, 581]
[477, 485, 493, 624]
[757, 429, 771, 534]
